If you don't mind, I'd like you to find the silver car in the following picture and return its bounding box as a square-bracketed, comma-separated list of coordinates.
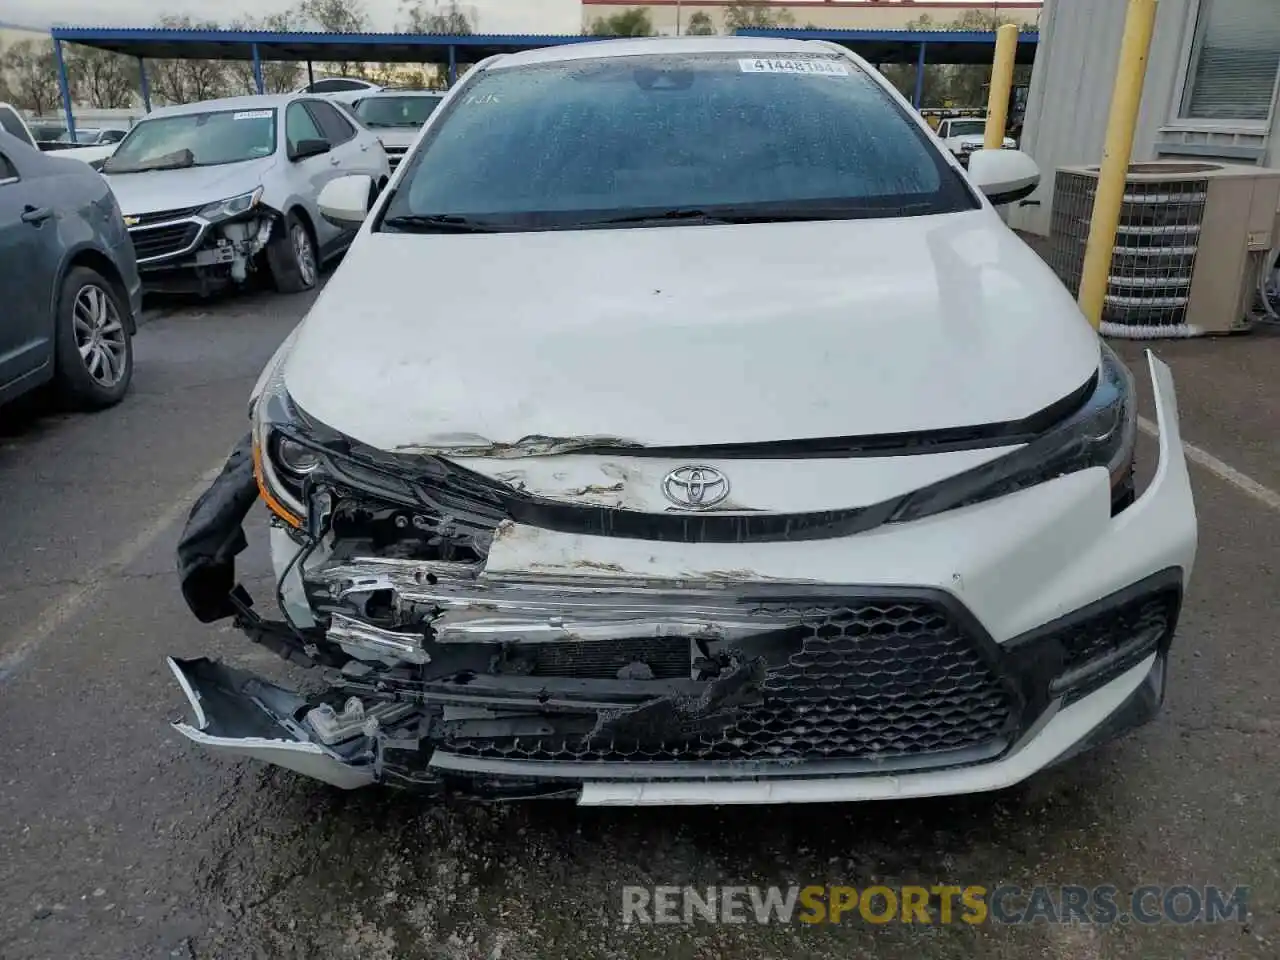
[0, 130, 140, 409]
[102, 94, 390, 295]
[337, 89, 445, 173]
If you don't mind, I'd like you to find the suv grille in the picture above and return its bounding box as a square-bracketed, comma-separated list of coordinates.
[446, 599, 1016, 765]
[130, 222, 199, 262]
[384, 146, 407, 171]
[127, 206, 203, 226]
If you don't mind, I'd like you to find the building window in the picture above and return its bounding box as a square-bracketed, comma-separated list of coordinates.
[1180, 0, 1280, 122]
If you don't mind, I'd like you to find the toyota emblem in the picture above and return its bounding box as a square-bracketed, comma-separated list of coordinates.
[662, 465, 730, 510]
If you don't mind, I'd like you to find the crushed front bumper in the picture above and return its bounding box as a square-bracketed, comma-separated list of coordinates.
[170, 354, 1196, 805]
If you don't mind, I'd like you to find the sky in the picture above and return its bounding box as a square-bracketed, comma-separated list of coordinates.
[4, 0, 989, 33]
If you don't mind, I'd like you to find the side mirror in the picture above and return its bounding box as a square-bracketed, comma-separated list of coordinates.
[318, 174, 375, 227]
[290, 138, 331, 162]
[966, 149, 1040, 206]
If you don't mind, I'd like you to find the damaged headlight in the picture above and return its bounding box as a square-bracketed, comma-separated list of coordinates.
[199, 187, 264, 223]
[251, 364, 311, 529]
[891, 343, 1137, 523]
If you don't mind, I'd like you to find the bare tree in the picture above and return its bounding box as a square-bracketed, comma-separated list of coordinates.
[1, 40, 60, 115]
[225, 13, 304, 94]
[67, 45, 138, 109]
[299, 0, 370, 32]
[402, 1, 474, 34]
[588, 10, 654, 37]
[145, 16, 232, 105]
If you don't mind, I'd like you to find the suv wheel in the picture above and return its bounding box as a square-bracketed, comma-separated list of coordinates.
[53, 266, 133, 409]
[268, 211, 318, 293]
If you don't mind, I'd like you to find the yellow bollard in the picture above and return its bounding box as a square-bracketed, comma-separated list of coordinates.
[1078, 0, 1160, 330]
[984, 24, 1020, 149]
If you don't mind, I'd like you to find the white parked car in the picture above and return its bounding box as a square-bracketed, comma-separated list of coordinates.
[935, 117, 1016, 165]
[102, 94, 390, 294]
[336, 89, 445, 172]
[172, 38, 1197, 805]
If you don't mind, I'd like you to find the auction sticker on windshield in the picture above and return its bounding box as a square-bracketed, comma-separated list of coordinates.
[738, 58, 850, 76]
[233, 110, 273, 120]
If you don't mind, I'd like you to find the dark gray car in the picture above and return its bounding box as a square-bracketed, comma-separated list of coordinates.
[0, 130, 141, 409]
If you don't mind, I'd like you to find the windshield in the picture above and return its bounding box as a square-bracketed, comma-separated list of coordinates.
[104, 109, 276, 173]
[58, 128, 100, 142]
[946, 120, 987, 137]
[381, 52, 973, 232]
[355, 95, 443, 128]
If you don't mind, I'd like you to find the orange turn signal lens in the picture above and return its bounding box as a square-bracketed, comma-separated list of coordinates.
[253, 438, 304, 529]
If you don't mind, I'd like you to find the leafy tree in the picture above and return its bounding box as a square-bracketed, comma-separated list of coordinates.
[402, 1, 474, 34]
[685, 11, 715, 35]
[589, 10, 654, 37]
[66, 45, 138, 109]
[1, 40, 60, 115]
[723, 3, 794, 30]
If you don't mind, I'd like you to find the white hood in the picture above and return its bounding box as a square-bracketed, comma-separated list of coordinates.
[104, 157, 277, 216]
[284, 210, 1100, 453]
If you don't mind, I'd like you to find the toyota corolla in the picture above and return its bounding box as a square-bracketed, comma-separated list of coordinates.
[171, 37, 1197, 805]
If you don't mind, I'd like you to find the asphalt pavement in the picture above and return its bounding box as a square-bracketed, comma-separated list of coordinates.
[1, 281, 1279, 960]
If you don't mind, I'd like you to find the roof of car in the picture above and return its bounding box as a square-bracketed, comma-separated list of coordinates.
[143, 93, 312, 118]
[489, 35, 842, 70]
[356, 88, 445, 97]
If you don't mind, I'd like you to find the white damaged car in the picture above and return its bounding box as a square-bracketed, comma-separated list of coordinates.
[103, 94, 389, 294]
[172, 38, 1197, 805]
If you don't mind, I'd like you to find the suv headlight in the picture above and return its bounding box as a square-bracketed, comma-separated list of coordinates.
[200, 187, 264, 223]
[251, 364, 313, 529]
[891, 343, 1137, 523]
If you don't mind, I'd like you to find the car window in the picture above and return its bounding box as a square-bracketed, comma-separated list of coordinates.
[0, 151, 17, 182]
[383, 51, 975, 231]
[947, 120, 987, 137]
[0, 106, 31, 144]
[311, 78, 370, 92]
[286, 102, 326, 149]
[105, 109, 276, 172]
[101, 130, 126, 143]
[354, 95, 443, 128]
[305, 100, 357, 144]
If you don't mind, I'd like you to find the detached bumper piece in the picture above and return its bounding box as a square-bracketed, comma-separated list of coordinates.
[168, 517, 1183, 796]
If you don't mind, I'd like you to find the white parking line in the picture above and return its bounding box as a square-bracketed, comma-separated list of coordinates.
[0, 460, 226, 682]
[1138, 416, 1280, 513]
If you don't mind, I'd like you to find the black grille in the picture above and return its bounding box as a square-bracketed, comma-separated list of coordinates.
[531, 637, 690, 681]
[130, 222, 199, 262]
[446, 600, 1016, 765]
[127, 205, 203, 226]
[385, 147, 407, 171]
[1058, 591, 1177, 673]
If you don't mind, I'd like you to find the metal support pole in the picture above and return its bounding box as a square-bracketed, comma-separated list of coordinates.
[53, 38, 76, 144]
[137, 57, 151, 112]
[984, 23, 1019, 148]
[1079, 0, 1159, 330]
[448, 45, 457, 87]
[307, 60, 315, 90]
[913, 42, 927, 108]
[252, 43, 265, 95]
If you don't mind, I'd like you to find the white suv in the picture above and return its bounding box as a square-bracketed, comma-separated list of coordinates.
[102, 94, 389, 294]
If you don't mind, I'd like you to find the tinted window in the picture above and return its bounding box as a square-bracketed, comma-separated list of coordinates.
[0, 151, 17, 181]
[104, 109, 277, 172]
[310, 78, 371, 92]
[354, 95, 443, 128]
[285, 102, 325, 149]
[0, 106, 31, 145]
[101, 129, 126, 143]
[306, 100, 356, 144]
[383, 52, 973, 231]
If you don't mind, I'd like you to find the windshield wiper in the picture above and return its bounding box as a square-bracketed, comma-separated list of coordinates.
[582, 202, 939, 228]
[380, 214, 508, 234]
[103, 148, 195, 174]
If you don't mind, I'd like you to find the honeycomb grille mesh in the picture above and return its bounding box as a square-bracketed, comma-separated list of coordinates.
[1058, 590, 1179, 673]
[446, 600, 1016, 766]
[1048, 170, 1208, 338]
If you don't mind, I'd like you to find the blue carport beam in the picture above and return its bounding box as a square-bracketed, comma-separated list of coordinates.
[53, 38, 76, 143]
[913, 41, 927, 108]
[448, 44, 457, 87]
[137, 57, 152, 112]
[252, 43, 265, 94]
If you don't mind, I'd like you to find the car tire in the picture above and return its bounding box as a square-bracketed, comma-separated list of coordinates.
[268, 210, 319, 294]
[53, 266, 133, 410]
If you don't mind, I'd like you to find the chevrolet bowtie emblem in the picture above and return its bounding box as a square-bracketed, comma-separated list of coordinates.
[123, 215, 139, 226]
